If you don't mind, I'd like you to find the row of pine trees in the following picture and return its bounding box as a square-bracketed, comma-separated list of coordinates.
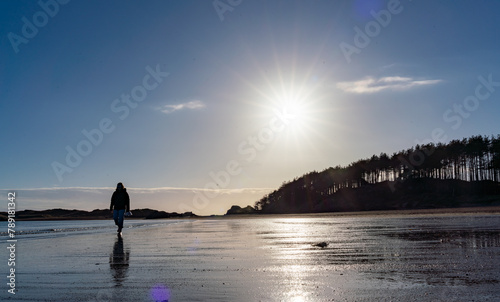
[255, 135, 500, 211]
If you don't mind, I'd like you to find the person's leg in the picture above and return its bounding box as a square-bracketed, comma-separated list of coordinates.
[117, 209, 125, 231]
[113, 209, 119, 226]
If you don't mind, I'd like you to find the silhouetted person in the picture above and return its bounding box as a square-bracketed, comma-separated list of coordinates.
[110, 182, 130, 235]
[109, 236, 129, 287]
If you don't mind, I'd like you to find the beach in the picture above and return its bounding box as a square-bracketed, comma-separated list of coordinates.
[2, 210, 500, 301]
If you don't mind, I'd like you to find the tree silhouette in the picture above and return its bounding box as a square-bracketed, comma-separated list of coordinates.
[255, 134, 500, 213]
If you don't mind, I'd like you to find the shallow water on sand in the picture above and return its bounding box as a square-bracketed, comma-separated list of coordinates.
[1, 215, 499, 301]
[0, 219, 183, 238]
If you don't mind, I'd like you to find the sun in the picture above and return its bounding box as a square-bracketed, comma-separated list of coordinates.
[278, 94, 306, 119]
[279, 99, 307, 131]
[231, 56, 339, 163]
[272, 88, 315, 137]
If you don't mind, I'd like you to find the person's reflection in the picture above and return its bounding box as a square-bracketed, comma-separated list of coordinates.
[109, 236, 130, 287]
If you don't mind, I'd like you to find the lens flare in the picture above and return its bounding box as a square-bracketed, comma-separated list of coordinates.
[150, 284, 171, 302]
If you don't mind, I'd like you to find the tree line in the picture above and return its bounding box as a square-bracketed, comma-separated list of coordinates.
[255, 134, 500, 212]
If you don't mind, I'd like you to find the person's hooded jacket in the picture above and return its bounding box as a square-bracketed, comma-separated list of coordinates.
[110, 184, 130, 212]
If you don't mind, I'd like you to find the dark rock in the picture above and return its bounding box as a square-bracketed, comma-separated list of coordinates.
[313, 242, 328, 248]
[225, 205, 257, 215]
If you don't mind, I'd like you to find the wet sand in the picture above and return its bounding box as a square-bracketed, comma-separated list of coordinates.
[3, 209, 500, 301]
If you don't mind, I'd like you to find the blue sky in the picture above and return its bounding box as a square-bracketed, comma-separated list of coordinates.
[1, 0, 499, 215]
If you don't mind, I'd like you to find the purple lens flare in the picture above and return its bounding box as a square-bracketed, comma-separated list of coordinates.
[150, 284, 171, 302]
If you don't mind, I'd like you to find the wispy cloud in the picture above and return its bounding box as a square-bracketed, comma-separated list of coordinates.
[0, 187, 273, 215]
[337, 76, 442, 94]
[380, 63, 396, 71]
[157, 100, 206, 114]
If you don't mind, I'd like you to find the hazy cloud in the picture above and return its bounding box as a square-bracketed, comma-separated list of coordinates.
[337, 76, 442, 94]
[158, 100, 206, 114]
[0, 186, 273, 215]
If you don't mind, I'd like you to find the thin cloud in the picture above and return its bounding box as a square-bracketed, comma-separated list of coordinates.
[158, 100, 206, 114]
[0, 186, 273, 193]
[337, 76, 442, 94]
[380, 63, 396, 71]
[128, 187, 274, 196]
[0, 187, 274, 213]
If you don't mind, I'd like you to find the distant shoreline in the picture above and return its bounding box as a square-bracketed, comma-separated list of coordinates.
[220, 205, 500, 219]
[0, 208, 196, 221]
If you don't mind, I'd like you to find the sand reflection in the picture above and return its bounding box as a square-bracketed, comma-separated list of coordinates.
[264, 218, 325, 301]
[109, 236, 130, 287]
[281, 264, 309, 301]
